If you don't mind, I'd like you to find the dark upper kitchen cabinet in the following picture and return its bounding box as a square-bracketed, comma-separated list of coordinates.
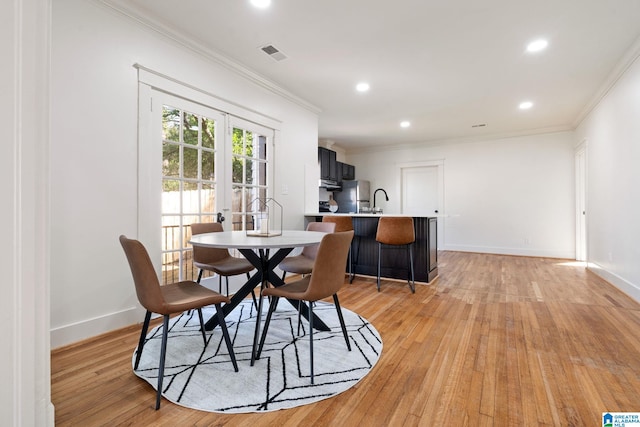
[340, 162, 355, 181]
[319, 146, 355, 183]
[318, 147, 338, 182]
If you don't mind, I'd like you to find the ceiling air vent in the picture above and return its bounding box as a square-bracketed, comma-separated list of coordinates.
[260, 44, 287, 61]
[471, 123, 487, 128]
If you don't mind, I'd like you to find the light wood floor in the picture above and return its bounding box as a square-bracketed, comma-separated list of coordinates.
[51, 251, 640, 426]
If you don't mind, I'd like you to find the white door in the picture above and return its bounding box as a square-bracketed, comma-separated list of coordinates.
[400, 162, 444, 249]
[402, 166, 439, 216]
[153, 93, 228, 284]
[227, 116, 274, 232]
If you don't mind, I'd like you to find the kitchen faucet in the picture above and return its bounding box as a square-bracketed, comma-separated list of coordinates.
[373, 188, 389, 212]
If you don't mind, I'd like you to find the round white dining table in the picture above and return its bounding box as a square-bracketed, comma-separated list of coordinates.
[189, 229, 329, 365]
[189, 230, 326, 251]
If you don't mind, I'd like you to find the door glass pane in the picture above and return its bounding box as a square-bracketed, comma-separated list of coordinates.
[163, 143, 180, 177]
[202, 150, 215, 181]
[184, 112, 198, 145]
[162, 107, 180, 142]
[201, 183, 215, 214]
[161, 215, 181, 285]
[182, 181, 198, 214]
[202, 118, 216, 149]
[183, 146, 198, 179]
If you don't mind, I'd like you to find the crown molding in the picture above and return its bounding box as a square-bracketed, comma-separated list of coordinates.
[573, 34, 640, 129]
[97, 0, 322, 114]
[342, 124, 573, 155]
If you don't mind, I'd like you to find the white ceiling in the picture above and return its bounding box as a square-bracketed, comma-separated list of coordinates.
[104, 0, 640, 150]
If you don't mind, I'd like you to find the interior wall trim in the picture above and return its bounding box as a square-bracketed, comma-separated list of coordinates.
[135, 64, 284, 131]
[97, 0, 321, 115]
[50, 307, 144, 349]
[587, 264, 640, 305]
[573, 34, 640, 129]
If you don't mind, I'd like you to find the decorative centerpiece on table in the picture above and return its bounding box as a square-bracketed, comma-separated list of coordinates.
[247, 197, 282, 237]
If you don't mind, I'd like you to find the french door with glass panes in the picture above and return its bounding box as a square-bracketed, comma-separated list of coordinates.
[155, 94, 273, 285]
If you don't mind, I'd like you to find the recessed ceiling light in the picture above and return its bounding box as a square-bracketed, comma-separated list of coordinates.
[250, 0, 271, 9]
[356, 82, 370, 92]
[400, 121, 411, 128]
[526, 39, 548, 53]
[519, 101, 534, 110]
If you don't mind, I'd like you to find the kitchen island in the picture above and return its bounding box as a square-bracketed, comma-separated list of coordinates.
[304, 213, 438, 283]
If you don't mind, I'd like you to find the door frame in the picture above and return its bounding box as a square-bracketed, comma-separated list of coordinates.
[575, 140, 587, 261]
[136, 65, 280, 277]
[396, 160, 444, 249]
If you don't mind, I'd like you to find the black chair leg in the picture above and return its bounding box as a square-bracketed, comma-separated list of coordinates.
[350, 236, 361, 284]
[297, 300, 303, 336]
[257, 296, 279, 358]
[251, 288, 266, 366]
[333, 294, 351, 351]
[134, 311, 152, 370]
[408, 244, 415, 293]
[377, 243, 382, 292]
[215, 303, 238, 372]
[309, 300, 314, 384]
[155, 315, 170, 410]
[348, 247, 353, 283]
[196, 308, 207, 345]
[218, 275, 223, 294]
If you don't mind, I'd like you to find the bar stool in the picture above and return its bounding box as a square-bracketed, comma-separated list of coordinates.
[322, 215, 355, 282]
[375, 216, 415, 293]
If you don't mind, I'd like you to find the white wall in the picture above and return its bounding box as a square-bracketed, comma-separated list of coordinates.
[51, 0, 318, 347]
[574, 53, 640, 302]
[346, 131, 576, 258]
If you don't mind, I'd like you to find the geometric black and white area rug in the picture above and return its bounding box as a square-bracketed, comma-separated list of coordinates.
[132, 299, 382, 413]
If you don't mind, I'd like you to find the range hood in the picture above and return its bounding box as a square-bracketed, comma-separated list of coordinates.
[319, 179, 341, 190]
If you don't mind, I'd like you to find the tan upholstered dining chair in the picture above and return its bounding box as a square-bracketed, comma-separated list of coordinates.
[191, 222, 257, 306]
[256, 230, 354, 384]
[278, 221, 336, 281]
[119, 235, 238, 410]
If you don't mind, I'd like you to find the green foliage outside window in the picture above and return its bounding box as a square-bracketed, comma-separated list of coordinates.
[162, 107, 216, 191]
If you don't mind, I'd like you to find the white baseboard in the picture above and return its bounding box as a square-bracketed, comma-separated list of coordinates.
[50, 269, 266, 349]
[50, 306, 144, 349]
[587, 263, 640, 304]
[443, 244, 575, 259]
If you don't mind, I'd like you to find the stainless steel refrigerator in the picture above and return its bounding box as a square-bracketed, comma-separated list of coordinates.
[334, 180, 370, 213]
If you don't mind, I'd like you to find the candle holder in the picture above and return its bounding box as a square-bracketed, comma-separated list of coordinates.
[246, 197, 282, 237]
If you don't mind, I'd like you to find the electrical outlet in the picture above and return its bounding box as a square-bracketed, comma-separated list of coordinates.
[281, 184, 289, 195]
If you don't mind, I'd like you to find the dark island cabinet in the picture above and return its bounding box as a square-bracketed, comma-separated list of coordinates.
[307, 215, 438, 283]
